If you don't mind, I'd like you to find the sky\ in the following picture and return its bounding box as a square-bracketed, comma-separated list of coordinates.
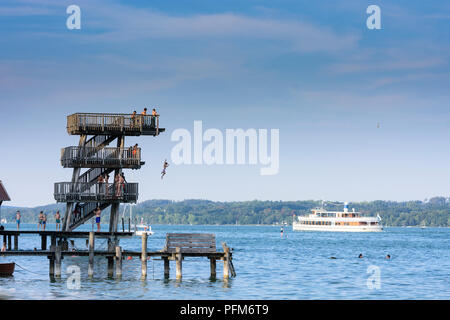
[0, 0, 449, 207]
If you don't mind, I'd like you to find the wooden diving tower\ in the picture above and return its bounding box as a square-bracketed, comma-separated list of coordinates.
[55, 112, 165, 233]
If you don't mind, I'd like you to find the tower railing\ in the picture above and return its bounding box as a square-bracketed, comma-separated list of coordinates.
[67, 113, 162, 136]
[61, 146, 142, 168]
[54, 182, 138, 203]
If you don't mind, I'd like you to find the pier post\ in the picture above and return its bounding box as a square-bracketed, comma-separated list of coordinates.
[222, 244, 230, 279]
[13, 235, 18, 250]
[106, 234, 115, 277]
[41, 235, 47, 251]
[54, 245, 62, 277]
[107, 257, 114, 278]
[48, 236, 56, 277]
[141, 233, 147, 278]
[88, 231, 95, 277]
[7, 235, 11, 251]
[209, 258, 216, 279]
[48, 254, 55, 277]
[163, 257, 170, 279]
[115, 246, 122, 278]
[175, 247, 182, 280]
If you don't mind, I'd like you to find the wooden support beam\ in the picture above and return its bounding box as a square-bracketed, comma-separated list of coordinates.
[41, 235, 47, 251]
[13, 235, 18, 251]
[54, 245, 62, 277]
[115, 246, 122, 278]
[163, 258, 170, 279]
[175, 247, 182, 280]
[107, 257, 114, 278]
[209, 258, 216, 279]
[88, 231, 95, 277]
[222, 243, 230, 279]
[49, 256, 55, 277]
[7, 235, 11, 251]
[141, 233, 147, 278]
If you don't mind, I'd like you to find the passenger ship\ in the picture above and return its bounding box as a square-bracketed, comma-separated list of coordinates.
[293, 202, 382, 232]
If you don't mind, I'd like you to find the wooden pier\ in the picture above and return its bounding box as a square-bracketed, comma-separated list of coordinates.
[0, 231, 235, 280]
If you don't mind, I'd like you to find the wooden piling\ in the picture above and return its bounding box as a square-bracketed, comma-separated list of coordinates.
[115, 246, 122, 278]
[175, 247, 182, 280]
[41, 235, 47, 250]
[141, 233, 147, 278]
[7, 235, 11, 251]
[88, 231, 95, 277]
[49, 236, 56, 277]
[49, 257, 55, 277]
[13, 235, 18, 250]
[54, 245, 62, 277]
[222, 243, 230, 279]
[163, 258, 170, 279]
[107, 257, 114, 277]
[209, 258, 216, 279]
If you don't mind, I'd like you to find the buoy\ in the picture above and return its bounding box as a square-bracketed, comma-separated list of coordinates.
[127, 256, 132, 260]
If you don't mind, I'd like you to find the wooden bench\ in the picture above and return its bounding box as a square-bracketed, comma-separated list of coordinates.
[160, 233, 235, 279]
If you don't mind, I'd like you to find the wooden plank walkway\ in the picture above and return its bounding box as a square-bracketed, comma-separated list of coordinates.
[0, 231, 133, 238]
[0, 232, 235, 280]
[0, 231, 133, 251]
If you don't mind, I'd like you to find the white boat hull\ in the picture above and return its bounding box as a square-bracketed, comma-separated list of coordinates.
[134, 230, 154, 236]
[292, 223, 382, 232]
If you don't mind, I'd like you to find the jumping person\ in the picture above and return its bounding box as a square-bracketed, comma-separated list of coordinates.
[161, 159, 169, 179]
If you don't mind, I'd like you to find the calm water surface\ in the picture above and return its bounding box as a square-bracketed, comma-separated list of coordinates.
[0, 224, 448, 299]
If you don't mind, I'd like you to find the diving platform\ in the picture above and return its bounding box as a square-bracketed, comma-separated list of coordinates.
[54, 182, 138, 203]
[61, 146, 144, 169]
[67, 113, 165, 136]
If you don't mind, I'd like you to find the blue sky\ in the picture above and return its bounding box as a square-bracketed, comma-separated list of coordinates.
[0, 0, 449, 206]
